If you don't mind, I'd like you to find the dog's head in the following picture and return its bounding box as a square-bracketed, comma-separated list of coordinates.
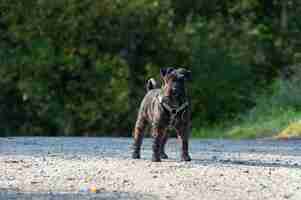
[160, 67, 191, 98]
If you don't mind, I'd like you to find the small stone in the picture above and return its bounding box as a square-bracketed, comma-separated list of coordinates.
[79, 187, 89, 192]
[30, 181, 40, 185]
[90, 185, 98, 193]
[5, 160, 19, 164]
[7, 176, 15, 181]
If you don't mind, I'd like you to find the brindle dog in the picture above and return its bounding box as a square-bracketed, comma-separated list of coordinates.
[132, 67, 192, 162]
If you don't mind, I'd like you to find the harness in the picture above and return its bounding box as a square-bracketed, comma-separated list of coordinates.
[157, 94, 189, 129]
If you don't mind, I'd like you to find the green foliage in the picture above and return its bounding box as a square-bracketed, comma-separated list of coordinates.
[191, 20, 255, 124]
[0, 0, 187, 136]
[273, 67, 301, 110]
[224, 70, 301, 139]
[193, 72, 301, 139]
[278, 120, 301, 139]
[1, 0, 301, 137]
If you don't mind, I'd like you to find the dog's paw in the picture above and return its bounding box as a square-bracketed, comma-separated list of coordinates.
[160, 152, 168, 159]
[181, 154, 191, 162]
[151, 155, 161, 162]
[132, 152, 141, 159]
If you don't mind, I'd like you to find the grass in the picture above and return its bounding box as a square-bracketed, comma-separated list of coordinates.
[227, 109, 301, 139]
[191, 71, 301, 139]
[193, 77, 301, 139]
[277, 120, 301, 139]
[193, 108, 301, 139]
[192, 125, 226, 139]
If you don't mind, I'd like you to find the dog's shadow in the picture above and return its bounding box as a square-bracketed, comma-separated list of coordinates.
[187, 158, 301, 169]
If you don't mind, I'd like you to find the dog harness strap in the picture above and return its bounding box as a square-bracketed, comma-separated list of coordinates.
[161, 101, 189, 115]
[157, 95, 189, 128]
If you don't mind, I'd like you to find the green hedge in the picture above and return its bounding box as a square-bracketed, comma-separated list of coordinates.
[1, 0, 300, 136]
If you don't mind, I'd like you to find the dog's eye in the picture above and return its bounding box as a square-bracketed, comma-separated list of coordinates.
[169, 74, 177, 80]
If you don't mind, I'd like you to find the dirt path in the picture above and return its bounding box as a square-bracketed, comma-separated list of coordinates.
[0, 137, 301, 200]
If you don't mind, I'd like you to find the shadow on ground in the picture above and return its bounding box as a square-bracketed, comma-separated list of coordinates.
[1, 137, 301, 169]
[192, 158, 301, 169]
[0, 189, 158, 200]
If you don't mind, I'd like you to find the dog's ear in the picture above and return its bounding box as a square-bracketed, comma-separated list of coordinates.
[160, 67, 175, 78]
[177, 68, 192, 81]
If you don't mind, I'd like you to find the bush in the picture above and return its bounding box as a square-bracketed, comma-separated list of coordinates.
[249, 65, 301, 118]
[223, 71, 301, 139]
[190, 20, 255, 125]
[0, 0, 181, 136]
[274, 65, 301, 110]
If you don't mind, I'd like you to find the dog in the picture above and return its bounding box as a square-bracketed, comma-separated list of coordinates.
[132, 67, 192, 162]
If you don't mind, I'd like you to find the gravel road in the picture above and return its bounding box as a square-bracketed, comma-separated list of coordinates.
[0, 137, 301, 200]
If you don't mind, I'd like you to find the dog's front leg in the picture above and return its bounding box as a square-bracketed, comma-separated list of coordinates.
[177, 128, 191, 162]
[152, 127, 164, 162]
[160, 134, 169, 159]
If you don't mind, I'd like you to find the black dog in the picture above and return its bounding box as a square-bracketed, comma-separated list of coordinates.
[132, 67, 192, 162]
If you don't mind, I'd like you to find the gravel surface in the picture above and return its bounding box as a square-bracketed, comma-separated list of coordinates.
[0, 137, 301, 200]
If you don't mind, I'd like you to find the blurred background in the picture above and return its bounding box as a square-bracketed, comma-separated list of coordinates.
[1, 0, 301, 138]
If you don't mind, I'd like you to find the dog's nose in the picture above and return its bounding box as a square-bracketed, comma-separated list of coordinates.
[172, 87, 180, 93]
[172, 88, 183, 96]
[174, 85, 184, 91]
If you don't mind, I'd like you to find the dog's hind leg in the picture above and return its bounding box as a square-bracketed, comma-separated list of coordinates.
[132, 118, 146, 159]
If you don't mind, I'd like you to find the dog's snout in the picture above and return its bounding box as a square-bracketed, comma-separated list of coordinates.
[172, 87, 184, 97]
[173, 82, 184, 91]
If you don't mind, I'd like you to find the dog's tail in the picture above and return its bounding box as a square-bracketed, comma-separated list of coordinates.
[146, 78, 159, 92]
